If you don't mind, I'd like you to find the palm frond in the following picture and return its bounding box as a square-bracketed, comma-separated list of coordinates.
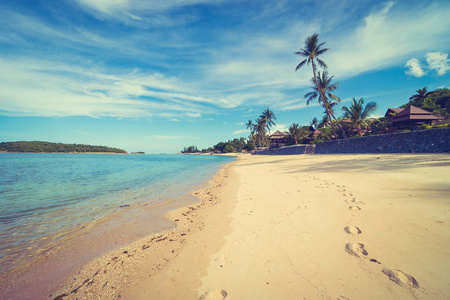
[295, 59, 307, 71]
[316, 58, 328, 69]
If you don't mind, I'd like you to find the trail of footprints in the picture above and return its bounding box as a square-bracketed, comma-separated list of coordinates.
[309, 177, 420, 298]
[337, 183, 420, 294]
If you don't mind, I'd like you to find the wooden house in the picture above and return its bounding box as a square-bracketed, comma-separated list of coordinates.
[389, 106, 442, 130]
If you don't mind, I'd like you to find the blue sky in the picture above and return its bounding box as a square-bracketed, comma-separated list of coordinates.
[0, 0, 449, 153]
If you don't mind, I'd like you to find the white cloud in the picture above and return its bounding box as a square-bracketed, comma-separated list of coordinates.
[426, 52, 450, 76]
[405, 58, 426, 77]
[186, 112, 201, 118]
[405, 52, 449, 77]
[232, 129, 248, 135]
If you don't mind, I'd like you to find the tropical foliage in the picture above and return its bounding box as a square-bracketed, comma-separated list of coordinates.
[285, 123, 310, 145]
[341, 98, 378, 137]
[0, 141, 127, 153]
[295, 33, 347, 139]
[401, 87, 450, 118]
[246, 108, 276, 147]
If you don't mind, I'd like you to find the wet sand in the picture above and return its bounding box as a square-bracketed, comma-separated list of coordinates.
[51, 154, 449, 299]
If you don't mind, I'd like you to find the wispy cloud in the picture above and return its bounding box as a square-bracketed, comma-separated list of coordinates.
[327, 1, 450, 78]
[1, 0, 449, 121]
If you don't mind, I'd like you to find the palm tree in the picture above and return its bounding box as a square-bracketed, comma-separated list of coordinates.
[341, 97, 378, 137]
[259, 108, 276, 147]
[304, 71, 341, 137]
[246, 120, 255, 143]
[409, 87, 434, 107]
[310, 117, 319, 129]
[256, 117, 267, 147]
[295, 34, 347, 138]
[287, 123, 309, 145]
[295, 33, 329, 77]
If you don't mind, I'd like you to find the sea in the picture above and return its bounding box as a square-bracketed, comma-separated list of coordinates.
[0, 153, 235, 278]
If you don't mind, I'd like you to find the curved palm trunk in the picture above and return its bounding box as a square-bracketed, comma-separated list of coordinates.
[311, 63, 348, 139]
[357, 124, 362, 137]
[311, 63, 338, 138]
[328, 108, 348, 139]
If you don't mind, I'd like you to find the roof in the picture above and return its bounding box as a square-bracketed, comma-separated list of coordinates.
[270, 130, 289, 139]
[391, 105, 442, 123]
[384, 108, 405, 117]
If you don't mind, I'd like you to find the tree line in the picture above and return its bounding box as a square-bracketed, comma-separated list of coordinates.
[0, 141, 127, 153]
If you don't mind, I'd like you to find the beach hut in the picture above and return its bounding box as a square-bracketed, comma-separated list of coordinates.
[270, 130, 289, 147]
[390, 105, 442, 130]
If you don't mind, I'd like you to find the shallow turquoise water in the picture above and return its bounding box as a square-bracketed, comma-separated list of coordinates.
[0, 153, 234, 273]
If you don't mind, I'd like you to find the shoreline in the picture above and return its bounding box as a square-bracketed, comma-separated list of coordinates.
[0, 155, 236, 300]
[48, 157, 239, 299]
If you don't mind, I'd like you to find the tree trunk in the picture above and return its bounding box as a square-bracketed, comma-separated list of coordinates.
[311, 63, 338, 139]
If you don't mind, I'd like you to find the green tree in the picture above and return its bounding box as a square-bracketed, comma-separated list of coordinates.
[310, 117, 319, 129]
[304, 71, 342, 137]
[286, 123, 309, 145]
[259, 108, 276, 147]
[295, 34, 347, 139]
[181, 145, 199, 153]
[341, 98, 378, 137]
[245, 109, 276, 148]
[368, 117, 391, 135]
[408, 87, 434, 107]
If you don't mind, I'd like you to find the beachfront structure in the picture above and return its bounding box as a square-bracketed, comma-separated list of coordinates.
[270, 130, 289, 147]
[384, 108, 405, 121]
[388, 105, 442, 130]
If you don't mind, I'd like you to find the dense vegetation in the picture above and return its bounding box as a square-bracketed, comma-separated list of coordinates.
[0, 141, 127, 153]
[400, 87, 450, 118]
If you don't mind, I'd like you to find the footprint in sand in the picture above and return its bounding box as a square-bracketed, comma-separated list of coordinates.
[199, 289, 228, 300]
[349, 206, 361, 211]
[345, 198, 356, 204]
[382, 268, 419, 288]
[345, 243, 368, 258]
[344, 226, 362, 235]
[297, 205, 308, 210]
[337, 296, 350, 300]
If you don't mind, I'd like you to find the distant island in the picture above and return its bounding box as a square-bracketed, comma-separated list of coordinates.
[0, 141, 127, 154]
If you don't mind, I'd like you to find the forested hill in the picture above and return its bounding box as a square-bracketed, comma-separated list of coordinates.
[0, 141, 127, 153]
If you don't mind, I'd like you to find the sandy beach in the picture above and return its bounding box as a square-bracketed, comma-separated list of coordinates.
[51, 153, 450, 300]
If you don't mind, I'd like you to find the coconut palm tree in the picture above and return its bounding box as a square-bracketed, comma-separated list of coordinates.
[341, 97, 378, 137]
[304, 71, 341, 137]
[287, 123, 309, 145]
[295, 34, 347, 138]
[259, 108, 276, 146]
[246, 120, 256, 143]
[409, 87, 434, 107]
[295, 33, 329, 76]
[310, 117, 319, 129]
